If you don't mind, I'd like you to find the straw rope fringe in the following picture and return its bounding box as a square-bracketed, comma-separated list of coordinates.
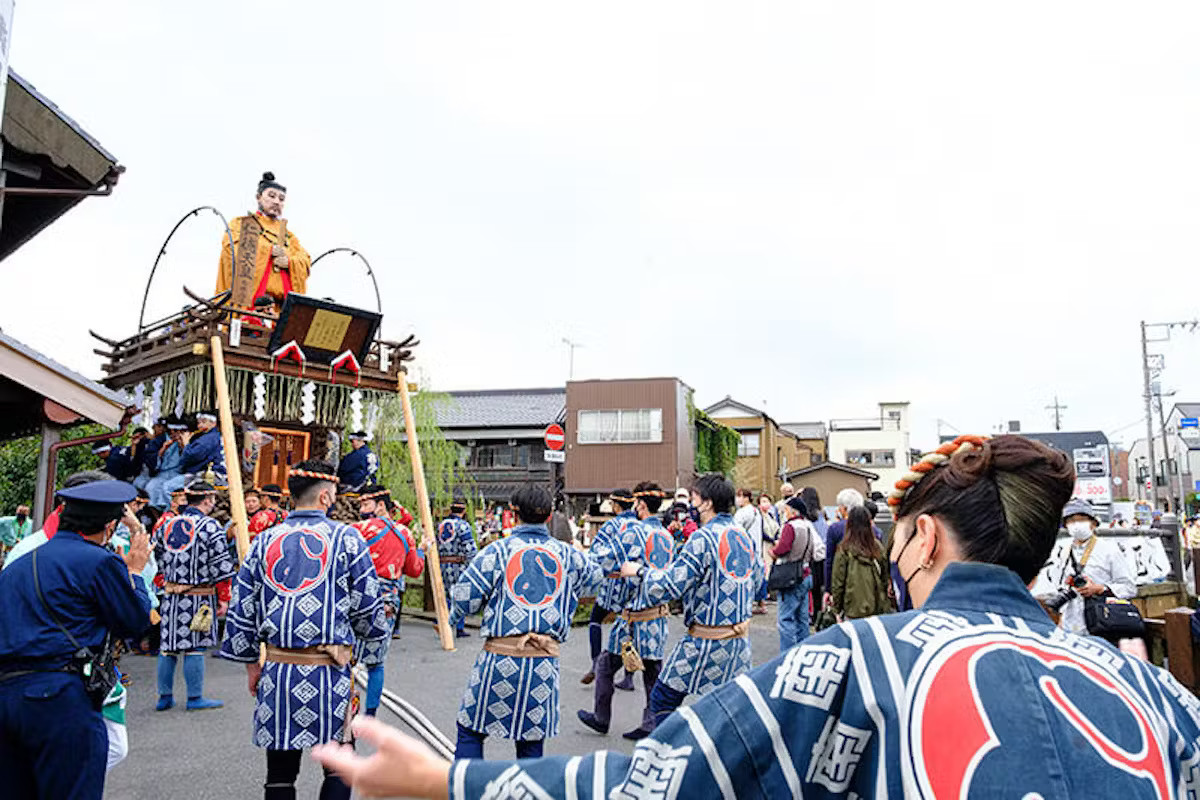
[886, 435, 989, 511]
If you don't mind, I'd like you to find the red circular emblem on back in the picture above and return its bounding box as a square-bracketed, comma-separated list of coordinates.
[503, 546, 564, 608]
[163, 517, 196, 553]
[263, 528, 331, 595]
[717, 527, 755, 580]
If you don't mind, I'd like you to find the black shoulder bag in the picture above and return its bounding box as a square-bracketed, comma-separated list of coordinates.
[1071, 544, 1144, 639]
[32, 548, 118, 711]
[767, 523, 812, 592]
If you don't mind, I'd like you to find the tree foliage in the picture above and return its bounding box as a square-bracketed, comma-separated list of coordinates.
[0, 424, 111, 512]
[687, 392, 741, 477]
[372, 386, 478, 533]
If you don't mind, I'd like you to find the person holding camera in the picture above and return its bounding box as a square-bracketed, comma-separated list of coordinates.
[1046, 498, 1136, 636]
[0, 473, 152, 799]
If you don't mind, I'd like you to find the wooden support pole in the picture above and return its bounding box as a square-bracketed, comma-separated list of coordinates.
[211, 335, 251, 565]
[399, 371, 455, 651]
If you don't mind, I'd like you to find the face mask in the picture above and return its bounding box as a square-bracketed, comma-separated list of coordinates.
[889, 528, 927, 612]
[1067, 521, 1093, 542]
[360, 511, 373, 520]
[15, 513, 26, 525]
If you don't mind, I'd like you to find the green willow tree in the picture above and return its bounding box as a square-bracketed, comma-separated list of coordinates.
[372, 387, 478, 527]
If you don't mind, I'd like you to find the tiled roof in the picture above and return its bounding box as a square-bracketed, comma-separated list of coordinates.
[434, 388, 566, 429]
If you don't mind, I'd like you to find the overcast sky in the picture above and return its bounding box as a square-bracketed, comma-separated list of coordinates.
[5, 1, 1200, 450]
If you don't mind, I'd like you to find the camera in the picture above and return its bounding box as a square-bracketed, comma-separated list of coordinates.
[1044, 575, 1087, 612]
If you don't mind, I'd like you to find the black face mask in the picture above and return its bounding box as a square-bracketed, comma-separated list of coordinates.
[359, 511, 373, 521]
[15, 513, 27, 525]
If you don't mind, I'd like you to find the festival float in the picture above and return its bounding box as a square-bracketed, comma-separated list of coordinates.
[90, 180, 455, 649]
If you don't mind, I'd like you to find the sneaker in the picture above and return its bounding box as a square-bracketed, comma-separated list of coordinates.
[577, 710, 609, 734]
[614, 675, 635, 692]
[155, 695, 174, 712]
[752, 606, 767, 616]
[456, 629, 471, 638]
[622, 727, 652, 741]
[580, 671, 596, 685]
[186, 697, 224, 711]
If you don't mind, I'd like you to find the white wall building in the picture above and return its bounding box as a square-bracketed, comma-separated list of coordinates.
[826, 401, 913, 495]
[1127, 401, 1200, 511]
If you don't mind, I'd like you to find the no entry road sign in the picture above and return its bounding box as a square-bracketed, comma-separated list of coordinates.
[544, 423, 565, 451]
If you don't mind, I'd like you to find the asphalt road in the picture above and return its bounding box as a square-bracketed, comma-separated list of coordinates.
[103, 607, 783, 798]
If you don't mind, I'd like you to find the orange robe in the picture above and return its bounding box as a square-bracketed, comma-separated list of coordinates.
[215, 212, 312, 304]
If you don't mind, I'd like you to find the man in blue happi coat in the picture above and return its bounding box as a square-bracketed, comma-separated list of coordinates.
[579, 482, 676, 740]
[619, 472, 761, 730]
[153, 479, 236, 711]
[132, 418, 168, 490]
[0, 474, 152, 799]
[94, 440, 136, 482]
[436, 499, 477, 638]
[581, 488, 638, 690]
[337, 430, 378, 493]
[160, 412, 226, 498]
[221, 459, 390, 800]
[448, 485, 602, 759]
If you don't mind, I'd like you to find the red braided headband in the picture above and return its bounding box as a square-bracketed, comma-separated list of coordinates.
[886, 435, 988, 511]
[360, 488, 390, 500]
[288, 468, 339, 483]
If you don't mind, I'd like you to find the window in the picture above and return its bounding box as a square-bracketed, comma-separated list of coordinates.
[471, 444, 529, 469]
[577, 409, 663, 443]
[846, 449, 896, 467]
[738, 431, 760, 457]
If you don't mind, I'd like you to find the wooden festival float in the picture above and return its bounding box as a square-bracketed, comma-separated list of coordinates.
[90, 206, 457, 649]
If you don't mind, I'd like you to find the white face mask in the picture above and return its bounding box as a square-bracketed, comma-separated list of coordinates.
[1066, 521, 1093, 542]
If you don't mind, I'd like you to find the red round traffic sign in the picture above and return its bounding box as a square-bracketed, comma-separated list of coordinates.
[544, 423, 565, 451]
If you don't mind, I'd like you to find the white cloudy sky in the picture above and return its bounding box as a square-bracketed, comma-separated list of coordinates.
[4, 1, 1200, 450]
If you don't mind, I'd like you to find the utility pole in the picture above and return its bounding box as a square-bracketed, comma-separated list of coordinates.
[1045, 396, 1066, 431]
[1141, 320, 1161, 508]
[562, 337, 581, 381]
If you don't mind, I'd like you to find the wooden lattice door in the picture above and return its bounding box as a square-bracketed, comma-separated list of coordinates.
[255, 428, 311, 492]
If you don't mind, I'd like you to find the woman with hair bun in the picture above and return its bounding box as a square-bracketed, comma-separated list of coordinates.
[315, 435, 1200, 800]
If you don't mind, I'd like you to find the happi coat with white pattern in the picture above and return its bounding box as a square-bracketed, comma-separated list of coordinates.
[639, 512, 761, 695]
[590, 510, 639, 612]
[449, 524, 603, 741]
[449, 561, 1200, 799]
[154, 505, 237, 652]
[219, 510, 390, 749]
[437, 514, 477, 604]
[606, 515, 676, 661]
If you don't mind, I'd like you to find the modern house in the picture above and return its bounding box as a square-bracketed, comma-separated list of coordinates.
[826, 401, 915, 494]
[704, 396, 813, 494]
[432, 388, 566, 504]
[564, 377, 697, 503]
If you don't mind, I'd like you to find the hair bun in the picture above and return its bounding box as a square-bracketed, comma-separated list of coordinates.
[262, 171, 275, 181]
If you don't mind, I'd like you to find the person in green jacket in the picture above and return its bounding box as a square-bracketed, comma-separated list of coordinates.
[830, 505, 894, 620]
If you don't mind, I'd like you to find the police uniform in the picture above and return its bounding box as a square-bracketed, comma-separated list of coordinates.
[0, 481, 152, 799]
[436, 507, 477, 636]
[639, 511, 761, 728]
[449, 561, 1200, 799]
[351, 505, 423, 716]
[449, 523, 602, 758]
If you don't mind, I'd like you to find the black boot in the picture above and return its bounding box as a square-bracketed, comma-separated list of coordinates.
[264, 783, 296, 800]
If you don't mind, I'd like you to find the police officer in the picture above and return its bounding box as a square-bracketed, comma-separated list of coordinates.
[0, 474, 152, 799]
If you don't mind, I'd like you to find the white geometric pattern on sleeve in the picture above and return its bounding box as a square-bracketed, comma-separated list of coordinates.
[611, 738, 694, 800]
[769, 643, 851, 711]
[805, 715, 872, 793]
[479, 764, 555, 800]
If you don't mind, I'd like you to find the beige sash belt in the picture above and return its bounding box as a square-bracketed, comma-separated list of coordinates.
[621, 604, 670, 623]
[263, 644, 353, 668]
[483, 633, 561, 658]
[441, 556, 466, 564]
[688, 621, 750, 641]
[163, 582, 217, 596]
